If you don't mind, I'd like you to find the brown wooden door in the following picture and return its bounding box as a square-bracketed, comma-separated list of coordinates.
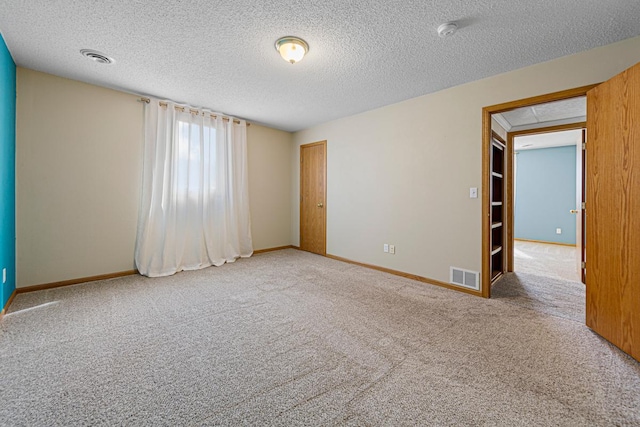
[586, 61, 640, 362]
[300, 141, 326, 255]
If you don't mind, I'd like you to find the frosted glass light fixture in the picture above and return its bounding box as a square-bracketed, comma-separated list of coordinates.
[275, 36, 309, 64]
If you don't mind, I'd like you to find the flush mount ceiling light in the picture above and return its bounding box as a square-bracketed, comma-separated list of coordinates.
[275, 36, 309, 64]
[437, 22, 458, 38]
[80, 49, 114, 64]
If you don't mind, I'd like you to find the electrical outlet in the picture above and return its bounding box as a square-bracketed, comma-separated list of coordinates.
[383, 244, 389, 253]
[556, 228, 562, 234]
[389, 245, 395, 254]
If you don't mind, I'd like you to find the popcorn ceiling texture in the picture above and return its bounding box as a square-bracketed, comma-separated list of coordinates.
[1, 1, 640, 131]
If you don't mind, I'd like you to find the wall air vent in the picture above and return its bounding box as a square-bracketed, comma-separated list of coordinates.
[80, 49, 114, 64]
[450, 267, 480, 291]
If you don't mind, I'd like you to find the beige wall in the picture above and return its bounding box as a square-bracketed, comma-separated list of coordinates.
[16, 68, 143, 288]
[247, 124, 293, 250]
[292, 36, 640, 291]
[16, 69, 292, 288]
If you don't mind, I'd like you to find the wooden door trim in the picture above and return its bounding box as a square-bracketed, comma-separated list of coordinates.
[300, 140, 326, 149]
[300, 140, 327, 255]
[482, 85, 598, 298]
[580, 129, 587, 284]
[485, 85, 598, 115]
[508, 121, 587, 138]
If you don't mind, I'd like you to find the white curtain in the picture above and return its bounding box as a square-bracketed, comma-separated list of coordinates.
[135, 99, 253, 277]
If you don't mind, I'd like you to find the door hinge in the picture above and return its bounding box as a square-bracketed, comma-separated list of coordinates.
[581, 202, 586, 210]
[581, 262, 586, 269]
[582, 142, 586, 150]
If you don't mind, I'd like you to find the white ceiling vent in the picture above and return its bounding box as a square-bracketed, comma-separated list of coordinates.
[450, 267, 480, 291]
[80, 49, 114, 64]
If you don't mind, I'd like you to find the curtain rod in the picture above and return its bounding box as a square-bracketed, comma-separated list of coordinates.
[137, 97, 250, 126]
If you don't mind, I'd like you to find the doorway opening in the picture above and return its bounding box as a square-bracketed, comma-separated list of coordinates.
[483, 62, 640, 362]
[483, 93, 591, 324]
[481, 85, 596, 299]
[511, 128, 583, 283]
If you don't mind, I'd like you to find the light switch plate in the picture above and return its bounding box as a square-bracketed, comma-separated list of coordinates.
[470, 187, 478, 198]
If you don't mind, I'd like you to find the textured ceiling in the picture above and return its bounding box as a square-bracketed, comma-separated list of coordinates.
[495, 96, 586, 131]
[514, 129, 582, 151]
[1, 1, 639, 131]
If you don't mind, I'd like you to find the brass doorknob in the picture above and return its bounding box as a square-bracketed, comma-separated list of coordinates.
[317, 202, 324, 208]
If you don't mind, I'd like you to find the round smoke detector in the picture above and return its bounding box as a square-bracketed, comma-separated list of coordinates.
[80, 49, 115, 64]
[437, 22, 458, 38]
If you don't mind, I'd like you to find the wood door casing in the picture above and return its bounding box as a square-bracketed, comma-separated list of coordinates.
[586, 61, 640, 362]
[300, 141, 326, 255]
[482, 86, 598, 298]
[580, 129, 586, 284]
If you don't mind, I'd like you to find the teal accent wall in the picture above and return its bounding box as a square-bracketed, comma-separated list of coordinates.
[0, 34, 16, 309]
[515, 145, 577, 245]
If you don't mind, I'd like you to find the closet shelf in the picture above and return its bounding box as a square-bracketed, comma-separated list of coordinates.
[490, 132, 505, 284]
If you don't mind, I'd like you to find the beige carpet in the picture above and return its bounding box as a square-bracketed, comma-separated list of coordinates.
[1, 249, 639, 425]
[492, 271, 585, 323]
[514, 240, 580, 282]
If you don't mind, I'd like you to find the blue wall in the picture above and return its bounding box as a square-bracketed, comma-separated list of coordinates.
[0, 34, 16, 310]
[515, 145, 577, 245]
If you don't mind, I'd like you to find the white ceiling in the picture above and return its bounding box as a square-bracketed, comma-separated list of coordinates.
[1, 1, 639, 132]
[514, 129, 582, 151]
[494, 96, 586, 132]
